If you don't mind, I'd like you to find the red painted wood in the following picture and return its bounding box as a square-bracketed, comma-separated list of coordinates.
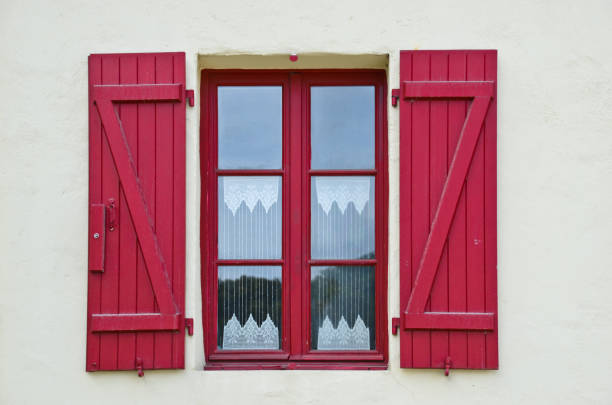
[135, 53, 157, 370]
[98, 55, 120, 371]
[447, 52, 469, 369]
[92, 83, 182, 101]
[406, 95, 491, 314]
[200, 70, 388, 368]
[402, 81, 494, 98]
[87, 52, 187, 372]
[410, 51, 431, 368]
[398, 52, 413, 369]
[429, 52, 449, 368]
[86, 55, 102, 372]
[93, 97, 177, 316]
[117, 55, 138, 369]
[153, 53, 175, 369]
[216, 259, 285, 265]
[290, 72, 303, 358]
[216, 169, 284, 176]
[88, 204, 106, 272]
[465, 52, 487, 369]
[403, 313, 494, 330]
[92, 314, 180, 331]
[484, 51, 499, 369]
[398, 50, 498, 370]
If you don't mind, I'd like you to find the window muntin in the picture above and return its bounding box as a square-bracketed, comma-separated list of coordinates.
[202, 70, 387, 368]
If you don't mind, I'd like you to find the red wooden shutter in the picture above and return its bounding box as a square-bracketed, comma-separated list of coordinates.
[86, 52, 188, 373]
[397, 50, 498, 370]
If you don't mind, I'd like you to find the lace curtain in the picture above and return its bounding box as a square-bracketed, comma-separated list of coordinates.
[311, 266, 375, 350]
[218, 266, 282, 350]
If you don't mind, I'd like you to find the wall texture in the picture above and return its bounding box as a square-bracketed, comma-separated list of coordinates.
[1, 0, 612, 403]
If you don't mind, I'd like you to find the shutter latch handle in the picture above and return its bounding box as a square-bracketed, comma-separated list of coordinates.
[136, 357, 144, 377]
[106, 198, 116, 231]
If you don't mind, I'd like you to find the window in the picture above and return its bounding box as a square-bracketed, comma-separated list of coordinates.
[201, 70, 388, 369]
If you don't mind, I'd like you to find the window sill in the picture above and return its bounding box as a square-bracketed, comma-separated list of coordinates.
[204, 361, 387, 370]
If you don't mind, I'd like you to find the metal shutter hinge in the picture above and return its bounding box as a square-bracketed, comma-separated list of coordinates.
[185, 89, 195, 107]
[185, 317, 194, 336]
[392, 317, 400, 335]
[391, 89, 400, 107]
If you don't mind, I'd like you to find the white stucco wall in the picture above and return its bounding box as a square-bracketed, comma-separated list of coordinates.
[1, 0, 612, 403]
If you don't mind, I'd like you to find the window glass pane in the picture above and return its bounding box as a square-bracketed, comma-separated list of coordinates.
[218, 266, 282, 350]
[310, 86, 375, 170]
[218, 86, 282, 169]
[311, 266, 375, 351]
[311, 176, 375, 259]
[218, 176, 282, 259]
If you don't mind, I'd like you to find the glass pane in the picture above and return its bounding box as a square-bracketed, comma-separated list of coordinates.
[311, 266, 375, 350]
[310, 86, 375, 170]
[311, 176, 375, 259]
[218, 176, 282, 259]
[218, 266, 282, 350]
[218, 86, 282, 169]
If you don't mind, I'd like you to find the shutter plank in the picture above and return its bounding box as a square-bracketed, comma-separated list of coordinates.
[172, 53, 187, 368]
[399, 52, 413, 368]
[447, 52, 469, 369]
[135, 54, 156, 370]
[154, 53, 174, 369]
[99, 55, 120, 371]
[86, 55, 102, 371]
[117, 54, 138, 369]
[429, 52, 450, 368]
[484, 52, 499, 369]
[466, 53, 486, 369]
[411, 52, 431, 368]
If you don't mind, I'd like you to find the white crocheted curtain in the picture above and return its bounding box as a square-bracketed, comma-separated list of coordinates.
[311, 176, 375, 260]
[311, 266, 375, 351]
[217, 266, 282, 350]
[218, 177, 282, 260]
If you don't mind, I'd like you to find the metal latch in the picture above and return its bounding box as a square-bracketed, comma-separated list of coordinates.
[392, 317, 400, 335]
[185, 317, 194, 336]
[391, 88, 400, 107]
[185, 89, 194, 107]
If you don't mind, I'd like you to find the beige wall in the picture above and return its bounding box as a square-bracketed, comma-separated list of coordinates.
[2, 0, 612, 403]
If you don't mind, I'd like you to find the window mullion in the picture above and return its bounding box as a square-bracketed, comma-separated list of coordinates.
[288, 72, 304, 358]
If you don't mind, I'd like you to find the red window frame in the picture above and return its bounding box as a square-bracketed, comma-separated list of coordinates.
[201, 70, 388, 370]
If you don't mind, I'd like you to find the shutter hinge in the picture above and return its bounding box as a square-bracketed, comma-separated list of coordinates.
[185, 89, 195, 107]
[391, 88, 400, 107]
[185, 317, 194, 336]
[392, 317, 400, 335]
[135, 357, 144, 377]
